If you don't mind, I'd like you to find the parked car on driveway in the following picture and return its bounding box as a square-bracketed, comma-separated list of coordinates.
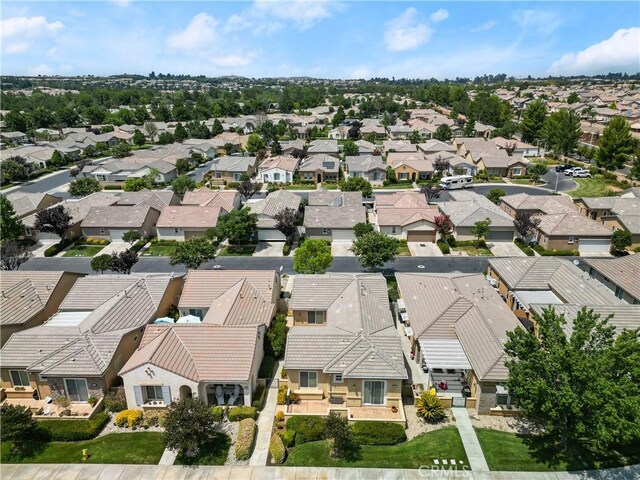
[564, 167, 578, 176]
[555, 164, 573, 172]
[572, 169, 592, 178]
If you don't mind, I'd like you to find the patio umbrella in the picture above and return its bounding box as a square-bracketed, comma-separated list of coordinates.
[177, 315, 201, 324]
[153, 317, 175, 324]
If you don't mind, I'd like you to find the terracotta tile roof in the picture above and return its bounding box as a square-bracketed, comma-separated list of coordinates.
[157, 205, 225, 229]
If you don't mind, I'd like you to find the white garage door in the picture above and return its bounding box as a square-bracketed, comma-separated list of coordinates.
[109, 229, 128, 241]
[332, 229, 355, 242]
[258, 229, 286, 241]
[578, 238, 610, 254]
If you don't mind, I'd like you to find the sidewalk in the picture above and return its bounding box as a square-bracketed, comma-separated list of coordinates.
[248, 360, 282, 466]
[451, 407, 489, 472]
[157, 448, 177, 465]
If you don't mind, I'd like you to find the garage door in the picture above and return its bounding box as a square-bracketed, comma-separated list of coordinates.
[258, 229, 286, 241]
[332, 229, 355, 242]
[486, 230, 514, 242]
[407, 230, 435, 242]
[578, 238, 610, 254]
[109, 229, 128, 241]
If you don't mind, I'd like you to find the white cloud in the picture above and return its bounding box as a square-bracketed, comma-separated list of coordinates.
[27, 63, 55, 76]
[549, 28, 640, 76]
[429, 8, 449, 23]
[167, 13, 218, 51]
[224, 0, 342, 33]
[112, 0, 131, 6]
[471, 20, 498, 33]
[211, 54, 254, 68]
[384, 8, 433, 52]
[5, 43, 28, 54]
[513, 10, 561, 37]
[1, 16, 64, 39]
[347, 66, 372, 79]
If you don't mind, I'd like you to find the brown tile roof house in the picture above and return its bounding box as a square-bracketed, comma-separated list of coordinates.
[304, 191, 366, 240]
[298, 154, 339, 182]
[156, 205, 227, 241]
[374, 192, 439, 241]
[382, 140, 417, 154]
[118, 323, 264, 408]
[258, 155, 301, 183]
[178, 270, 280, 327]
[0, 271, 84, 347]
[247, 189, 302, 241]
[501, 193, 575, 216]
[396, 273, 521, 414]
[574, 196, 640, 246]
[181, 188, 241, 212]
[0, 274, 182, 405]
[375, 191, 429, 209]
[582, 255, 640, 304]
[5, 192, 62, 218]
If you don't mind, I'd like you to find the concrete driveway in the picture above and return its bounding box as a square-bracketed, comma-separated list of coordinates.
[489, 241, 526, 257]
[408, 242, 443, 257]
[29, 239, 59, 257]
[331, 241, 354, 257]
[253, 241, 284, 257]
[99, 241, 131, 256]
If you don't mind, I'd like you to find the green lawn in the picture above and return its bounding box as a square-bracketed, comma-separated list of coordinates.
[62, 245, 105, 257]
[283, 184, 317, 190]
[218, 244, 256, 256]
[476, 428, 640, 472]
[385, 276, 399, 301]
[375, 183, 415, 190]
[285, 427, 468, 469]
[568, 178, 610, 198]
[141, 244, 177, 256]
[1, 432, 165, 464]
[510, 178, 545, 186]
[397, 244, 411, 256]
[451, 245, 493, 256]
[174, 433, 230, 466]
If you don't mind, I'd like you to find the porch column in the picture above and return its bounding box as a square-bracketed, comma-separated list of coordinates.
[243, 383, 251, 406]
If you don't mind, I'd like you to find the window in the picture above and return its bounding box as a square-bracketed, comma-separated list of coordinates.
[307, 310, 325, 324]
[216, 171, 222, 179]
[144, 385, 164, 402]
[363, 380, 385, 405]
[234, 173, 242, 180]
[615, 286, 623, 299]
[99, 228, 106, 235]
[274, 172, 281, 181]
[511, 167, 522, 176]
[25, 227, 32, 237]
[496, 394, 512, 406]
[334, 374, 343, 383]
[10, 370, 30, 387]
[174, 228, 180, 233]
[322, 228, 329, 235]
[399, 173, 408, 180]
[64, 378, 89, 402]
[188, 308, 203, 319]
[568, 236, 575, 244]
[300, 371, 317, 388]
[391, 227, 397, 234]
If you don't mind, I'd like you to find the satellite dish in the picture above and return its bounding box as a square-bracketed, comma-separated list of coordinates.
[573, 260, 580, 266]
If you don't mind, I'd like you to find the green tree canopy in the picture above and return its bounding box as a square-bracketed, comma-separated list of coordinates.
[293, 239, 332, 274]
[0, 404, 39, 456]
[487, 188, 506, 205]
[596, 117, 636, 170]
[163, 397, 219, 456]
[342, 140, 358, 156]
[170, 236, 217, 269]
[505, 306, 640, 454]
[91, 254, 112, 274]
[68, 177, 101, 197]
[34, 205, 71, 238]
[132, 129, 146, 146]
[353, 222, 374, 238]
[0, 194, 25, 241]
[122, 230, 142, 246]
[246, 133, 266, 154]
[433, 124, 453, 142]
[339, 176, 372, 198]
[215, 209, 258, 245]
[611, 229, 632, 253]
[171, 175, 196, 197]
[471, 218, 491, 245]
[542, 109, 581, 157]
[174, 122, 189, 142]
[519, 99, 548, 144]
[123, 177, 152, 192]
[351, 231, 397, 272]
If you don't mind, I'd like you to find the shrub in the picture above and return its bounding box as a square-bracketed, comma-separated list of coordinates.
[277, 385, 287, 405]
[534, 244, 579, 256]
[127, 409, 143, 427]
[114, 410, 129, 427]
[228, 406, 257, 422]
[275, 411, 285, 422]
[252, 384, 267, 411]
[269, 433, 287, 464]
[445, 234, 456, 247]
[286, 415, 326, 444]
[514, 238, 535, 256]
[87, 395, 98, 406]
[259, 356, 276, 378]
[265, 313, 287, 359]
[38, 412, 109, 441]
[104, 389, 127, 412]
[288, 392, 300, 404]
[235, 418, 257, 460]
[143, 413, 160, 428]
[634, 246, 640, 253]
[416, 393, 446, 423]
[283, 243, 291, 256]
[351, 421, 407, 445]
[437, 240, 450, 254]
[280, 428, 296, 447]
[44, 239, 71, 257]
[211, 406, 224, 422]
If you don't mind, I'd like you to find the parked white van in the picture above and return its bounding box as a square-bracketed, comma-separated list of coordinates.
[439, 175, 474, 190]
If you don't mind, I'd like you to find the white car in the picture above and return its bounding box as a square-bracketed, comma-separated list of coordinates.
[564, 167, 578, 176]
[572, 169, 591, 178]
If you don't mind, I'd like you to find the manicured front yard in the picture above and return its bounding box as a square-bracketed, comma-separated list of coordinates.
[174, 432, 230, 466]
[1, 432, 165, 464]
[510, 178, 545, 186]
[476, 428, 640, 472]
[376, 183, 415, 189]
[396, 242, 411, 256]
[568, 178, 610, 198]
[451, 244, 493, 256]
[141, 244, 177, 256]
[62, 245, 105, 257]
[285, 427, 468, 469]
[218, 244, 256, 256]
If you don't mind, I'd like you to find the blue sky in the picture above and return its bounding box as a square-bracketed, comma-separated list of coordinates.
[2, 1, 639, 79]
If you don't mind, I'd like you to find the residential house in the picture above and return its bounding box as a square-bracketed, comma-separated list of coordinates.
[328, 126, 349, 140]
[298, 154, 339, 183]
[387, 124, 413, 140]
[206, 155, 257, 185]
[304, 190, 366, 242]
[536, 212, 612, 254]
[0, 274, 183, 410]
[0, 271, 83, 347]
[22, 192, 120, 241]
[492, 137, 540, 157]
[573, 196, 640, 248]
[438, 191, 515, 242]
[396, 273, 521, 415]
[284, 274, 407, 423]
[181, 188, 241, 211]
[280, 140, 305, 158]
[5, 192, 62, 220]
[473, 123, 496, 138]
[374, 192, 439, 242]
[387, 152, 434, 182]
[344, 155, 386, 183]
[360, 123, 386, 140]
[258, 155, 300, 184]
[119, 323, 264, 410]
[0, 145, 81, 172]
[382, 140, 417, 155]
[354, 139, 379, 156]
[247, 189, 302, 241]
[1, 132, 28, 145]
[156, 205, 227, 241]
[307, 139, 340, 157]
[581, 255, 640, 304]
[453, 137, 527, 177]
[487, 257, 624, 326]
[416, 140, 456, 154]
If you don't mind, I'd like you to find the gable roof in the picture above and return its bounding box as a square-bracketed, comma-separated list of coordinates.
[345, 155, 385, 172]
[181, 188, 240, 212]
[538, 211, 612, 237]
[0, 272, 67, 326]
[258, 155, 300, 172]
[376, 208, 438, 227]
[501, 193, 575, 214]
[5, 193, 62, 218]
[582, 255, 640, 301]
[375, 191, 429, 209]
[81, 204, 156, 229]
[439, 191, 514, 228]
[247, 189, 301, 218]
[157, 205, 225, 229]
[22, 192, 120, 228]
[211, 155, 256, 172]
[119, 324, 261, 382]
[299, 154, 339, 173]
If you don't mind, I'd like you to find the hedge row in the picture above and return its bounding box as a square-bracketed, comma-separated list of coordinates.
[38, 412, 109, 441]
[44, 238, 73, 257]
[229, 406, 257, 422]
[235, 418, 256, 460]
[258, 356, 275, 379]
[437, 240, 450, 254]
[285, 415, 325, 445]
[533, 244, 579, 256]
[211, 406, 224, 422]
[514, 238, 535, 256]
[252, 384, 267, 411]
[351, 421, 406, 445]
[269, 433, 286, 464]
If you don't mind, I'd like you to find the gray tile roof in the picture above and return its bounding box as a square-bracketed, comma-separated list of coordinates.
[299, 154, 339, 173]
[345, 155, 385, 173]
[5, 193, 62, 218]
[583, 255, 640, 301]
[528, 304, 640, 337]
[81, 204, 155, 229]
[305, 190, 365, 229]
[439, 191, 514, 228]
[248, 189, 301, 218]
[117, 190, 178, 208]
[537, 211, 612, 237]
[210, 155, 256, 172]
[22, 192, 120, 228]
[0, 272, 66, 326]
